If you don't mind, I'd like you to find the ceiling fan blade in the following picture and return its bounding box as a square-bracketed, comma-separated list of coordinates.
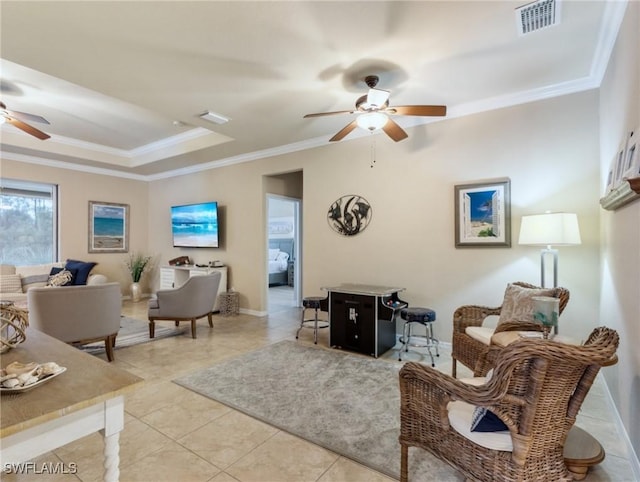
[6, 117, 51, 140]
[382, 118, 408, 142]
[7, 110, 50, 124]
[329, 120, 358, 142]
[387, 105, 447, 117]
[303, 110, 354, 118]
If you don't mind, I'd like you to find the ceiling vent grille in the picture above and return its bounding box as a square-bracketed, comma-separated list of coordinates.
[516, 0, 560, 36]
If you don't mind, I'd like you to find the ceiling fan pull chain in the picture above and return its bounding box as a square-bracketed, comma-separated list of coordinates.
[370, 133, 376, 168]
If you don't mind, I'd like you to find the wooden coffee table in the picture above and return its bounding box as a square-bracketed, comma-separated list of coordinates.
[1, 329, 142, 481]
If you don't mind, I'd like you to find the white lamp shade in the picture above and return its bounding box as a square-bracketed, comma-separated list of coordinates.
[356, 112, 388, 131]
[518, 212, 581, 246]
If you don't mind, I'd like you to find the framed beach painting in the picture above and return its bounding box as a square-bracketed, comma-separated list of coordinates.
[88, 201, 129, 253]
[622, 127, 639, 180]
[454, 178, 511, 248]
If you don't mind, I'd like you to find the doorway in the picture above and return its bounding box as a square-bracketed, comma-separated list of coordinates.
[267, 195, 301, 313]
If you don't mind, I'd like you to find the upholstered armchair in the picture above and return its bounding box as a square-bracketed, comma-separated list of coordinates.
[27, 282, 122, 362]
[148, 272, 221, 339]
[451, 281, 570, 377]
[399, 327, 619, 482]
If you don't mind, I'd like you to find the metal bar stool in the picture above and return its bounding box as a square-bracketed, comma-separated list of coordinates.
[398, 307, 439, 366]
[296, 296, 329, 344]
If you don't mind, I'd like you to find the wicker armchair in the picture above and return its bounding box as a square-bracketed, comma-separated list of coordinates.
[399, 327, 619, 482]
[452, 281, 570, 377]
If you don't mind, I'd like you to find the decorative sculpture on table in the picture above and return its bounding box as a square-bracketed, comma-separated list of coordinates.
[0, 302, 28, 353]
[327, 194, 372, 236]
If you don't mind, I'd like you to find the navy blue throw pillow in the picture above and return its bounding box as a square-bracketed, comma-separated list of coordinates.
[470, 406, 508, 432]
[64, 259, 97, 285]
[48, 267, 77, 286]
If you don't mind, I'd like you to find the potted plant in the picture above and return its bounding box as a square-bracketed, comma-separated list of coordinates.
[126, 253, 152, 302]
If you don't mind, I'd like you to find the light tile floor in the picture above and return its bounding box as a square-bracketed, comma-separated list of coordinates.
[2, 299, 637, 482]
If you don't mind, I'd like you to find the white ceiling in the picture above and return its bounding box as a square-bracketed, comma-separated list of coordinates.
[0, 1, 626, 179]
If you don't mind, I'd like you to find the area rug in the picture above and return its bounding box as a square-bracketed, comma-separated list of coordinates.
[174, 340, 460, 480]
[82, 316, 185, 355]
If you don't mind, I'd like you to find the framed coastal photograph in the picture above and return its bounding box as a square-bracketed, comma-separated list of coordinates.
[613, 143, 627, 186]
[88, 201, 129, 253]
[454, 178, 511, 248]
[604, 153, 616, 195]
[622, 128, 639, 180]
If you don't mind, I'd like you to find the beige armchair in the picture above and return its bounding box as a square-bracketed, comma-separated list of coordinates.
[148, 272, 221, 339]
[27, 282, 122, 362]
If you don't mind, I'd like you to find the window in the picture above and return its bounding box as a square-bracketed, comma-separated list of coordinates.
[0, 179, 58, 265]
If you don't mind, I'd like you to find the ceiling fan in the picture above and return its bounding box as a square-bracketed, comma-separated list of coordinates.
[304, 75, 446, 142]
[0, 101, 51, 140]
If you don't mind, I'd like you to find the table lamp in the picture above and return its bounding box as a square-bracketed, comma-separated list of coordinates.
[518, 212, 581, 288]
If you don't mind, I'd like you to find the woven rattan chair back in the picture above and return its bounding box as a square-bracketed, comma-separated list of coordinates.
[451, 281, 570, 377]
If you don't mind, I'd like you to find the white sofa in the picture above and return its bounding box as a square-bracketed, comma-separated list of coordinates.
[0, 263, 107, 303]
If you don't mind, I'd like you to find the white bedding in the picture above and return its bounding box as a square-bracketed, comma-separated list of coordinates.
[268, 250, 289, 273]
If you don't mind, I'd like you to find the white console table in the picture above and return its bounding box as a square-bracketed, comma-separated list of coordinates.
[160, 265, 227, 312]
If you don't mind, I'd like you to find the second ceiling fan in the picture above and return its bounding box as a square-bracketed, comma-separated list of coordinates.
[304, 75, 446, 142]
[0, 101, 51, 140]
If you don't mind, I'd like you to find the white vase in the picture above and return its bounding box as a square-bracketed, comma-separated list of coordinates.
[130, 282, 142, 302]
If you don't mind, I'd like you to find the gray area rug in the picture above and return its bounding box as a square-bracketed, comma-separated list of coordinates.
[174, 340, 462, 480]
[82, 316, 185, 355]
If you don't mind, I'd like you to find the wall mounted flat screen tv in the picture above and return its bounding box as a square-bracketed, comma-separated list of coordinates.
[171, 201, 219, 248]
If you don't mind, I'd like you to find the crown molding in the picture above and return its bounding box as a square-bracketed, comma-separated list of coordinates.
[0, 151, 148, 181]
[589, 0, 628, 84]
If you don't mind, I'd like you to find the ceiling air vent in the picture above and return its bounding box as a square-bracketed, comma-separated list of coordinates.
[516, 0, 560, 36]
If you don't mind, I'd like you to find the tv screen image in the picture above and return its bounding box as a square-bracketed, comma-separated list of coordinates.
[171, 202, 219, 248]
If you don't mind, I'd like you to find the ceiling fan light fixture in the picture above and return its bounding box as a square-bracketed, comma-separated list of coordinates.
[0, 116, 6, 125]
[366, 88, 390, 109]
[356, 112, 388, 132]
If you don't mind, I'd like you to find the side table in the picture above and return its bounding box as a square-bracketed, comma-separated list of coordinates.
[218, 291, 239, 316]
[287, 261, 294, 287]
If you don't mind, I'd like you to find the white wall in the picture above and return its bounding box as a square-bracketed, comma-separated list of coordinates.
[148, 90, 602, 345]
[598, 1, 640, 464]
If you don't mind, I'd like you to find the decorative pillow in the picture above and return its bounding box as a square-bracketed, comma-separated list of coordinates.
[469, 368, 507, 432]
[64, 259, 97, 285]
[47, 269, 75, 287]
[0, 274, 23, 293]
[268, 249, 280, 261]
[275, 251, 289, 262]
[21, 273, 50, 291]
[470, 406, 509, 432]
[497, 283, 557, 326]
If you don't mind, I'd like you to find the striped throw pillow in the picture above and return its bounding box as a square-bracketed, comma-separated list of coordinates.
[0, 274, 23, 293]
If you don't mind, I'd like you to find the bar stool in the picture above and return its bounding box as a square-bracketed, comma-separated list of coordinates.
[296, 296, 329, 344]
[398, 307, 439, 366]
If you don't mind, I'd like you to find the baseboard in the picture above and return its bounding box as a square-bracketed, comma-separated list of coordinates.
[600, 372, 640, 480]
[240, 308, 267, 317]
